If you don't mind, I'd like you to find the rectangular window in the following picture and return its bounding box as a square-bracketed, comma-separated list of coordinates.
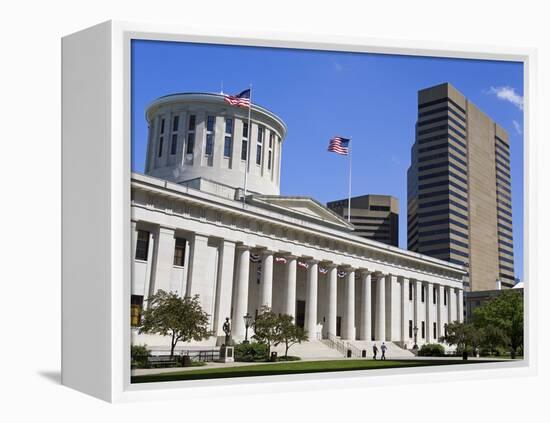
[408, 320, 413, 338]
[173, 238, 186, 267]
[223, 118, 233, 158]
[131, 295, 144, 327]
[242, 121, 248, 138]
[268, 132, 274, 170]
[444, 289, 448, 306]
[241, 139, 248, 161]
[444, 323, 448, 337]
[186, 114, 196, 155]
[205, 115, 215, 156]
[421, 321, 425, 339]
[160, 118, 165, 134]
[158, 136, 164, 157]
[207, 115, 215, 132]
[433, 322, 437, 339]
[224, 136, 232, 158]
[433, 286, 437, 304]
[256, 126, 264, 165]
[186, 133, 195, 155]
[172, 115, 179, 132]
[205, 134, 214, 156]
[135, 230, 150, 261]
[170, 134, 178, 155]
[188, 115, 196, 131]
[409, 282, 413, 301]
[421, 285, 425, 303]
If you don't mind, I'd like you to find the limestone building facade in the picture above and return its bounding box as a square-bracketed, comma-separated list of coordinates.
[131, 93, 465, 353]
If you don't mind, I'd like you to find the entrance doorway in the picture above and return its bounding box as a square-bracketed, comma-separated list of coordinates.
[296, 300, 305, 328]
[336, 316, 342, 337]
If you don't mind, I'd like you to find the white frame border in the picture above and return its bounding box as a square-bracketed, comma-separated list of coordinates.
[78, 20, 538, 403]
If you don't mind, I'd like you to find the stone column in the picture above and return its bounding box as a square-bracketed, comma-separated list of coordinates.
[284, 256, 297, 318]
[447, 287, 453, 324]
[414, 280, 422, 338]
[342, 268, 356, 340]
[232, 245, 250, 339]
[326, 264, 338, 338]
[457, 288, 464, 323]
[259, 250, 274, 308]
[185, 233, 210, 297]
[425, 282, 432, 343]
[304, 260, 319, 340]
[375, 273, 386, 341]
[437, 284, 445, 339]
[401, 277, 408, 344]
[387, 274, 398, 341]
[214, 240, 236, 339]
[359, 271, 372, 341]
[151, 226, 176, 293]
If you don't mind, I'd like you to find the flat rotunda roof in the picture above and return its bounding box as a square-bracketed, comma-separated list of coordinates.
[145, 92, 287, 137]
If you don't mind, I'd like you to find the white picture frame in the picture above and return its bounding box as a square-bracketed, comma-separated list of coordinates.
[61, 20, 537, 403]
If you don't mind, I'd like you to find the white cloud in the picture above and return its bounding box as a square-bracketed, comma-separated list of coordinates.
[512, 120, 522, 135]
[489, 86, 524, 110]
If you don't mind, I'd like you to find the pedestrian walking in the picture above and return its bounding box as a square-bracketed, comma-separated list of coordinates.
[381, 342, 387, 360]
[372, 343, 378, 360]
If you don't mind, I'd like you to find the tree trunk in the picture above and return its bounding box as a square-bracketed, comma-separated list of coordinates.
[170, 333, 176, 359]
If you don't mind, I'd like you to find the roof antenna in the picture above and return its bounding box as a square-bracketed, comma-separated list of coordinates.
[220, 80, 224, 95]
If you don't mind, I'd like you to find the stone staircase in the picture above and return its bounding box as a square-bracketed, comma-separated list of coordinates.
[346, 340, 416, 359]
[272, 340, 345, 360]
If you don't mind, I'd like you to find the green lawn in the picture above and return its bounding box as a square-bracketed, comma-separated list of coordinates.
[131, 359, 492, 384]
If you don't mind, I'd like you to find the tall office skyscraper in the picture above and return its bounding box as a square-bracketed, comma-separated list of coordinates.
[407, 83, 515, 291]
[327, 194, 399, 247]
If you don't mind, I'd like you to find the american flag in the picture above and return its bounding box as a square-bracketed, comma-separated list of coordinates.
[224, 89, 251, 108]
[327, 136, 350, 155]
[275, 257, 287, 264]
[297, 261, 309, 269]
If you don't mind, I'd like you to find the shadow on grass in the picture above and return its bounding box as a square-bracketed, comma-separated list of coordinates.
[131, 359, 496, 384]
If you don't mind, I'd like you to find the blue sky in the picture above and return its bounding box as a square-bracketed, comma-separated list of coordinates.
[131, 40, 524, 280]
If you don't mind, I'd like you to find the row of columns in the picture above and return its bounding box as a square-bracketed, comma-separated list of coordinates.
[136, 224, 464, 343]
[230, 245, 464, 342]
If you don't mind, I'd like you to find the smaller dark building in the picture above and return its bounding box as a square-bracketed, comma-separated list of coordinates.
[327, 194, 399, 247]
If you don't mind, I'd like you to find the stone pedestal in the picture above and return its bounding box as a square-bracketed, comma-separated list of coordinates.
[218, 345, 235, 363]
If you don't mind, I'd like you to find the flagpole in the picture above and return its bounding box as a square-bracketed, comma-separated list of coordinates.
[347, 138, 352, 223]
[242, 83, 252, 207]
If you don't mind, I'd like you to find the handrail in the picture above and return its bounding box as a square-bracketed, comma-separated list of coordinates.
[324, 334, 363, 358]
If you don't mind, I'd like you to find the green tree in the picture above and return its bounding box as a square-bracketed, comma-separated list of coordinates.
[439, 321, 482, 354]
[480, 324, 508, 356]
[277, 314, 308, 358]
[473, 290, 523, 358]
[139, 290, 213, 358]
[252, 306, 280, 356]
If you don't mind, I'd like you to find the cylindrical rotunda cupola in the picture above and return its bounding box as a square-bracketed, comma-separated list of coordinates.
[144, 93, 287, 195]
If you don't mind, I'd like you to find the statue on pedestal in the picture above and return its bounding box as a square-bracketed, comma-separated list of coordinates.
[219, 317, 235, 363]
[222, 317, 232, 346]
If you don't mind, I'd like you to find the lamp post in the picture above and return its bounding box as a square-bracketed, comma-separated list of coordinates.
[413, 326, 419, 351]
[243, 312, 253, 344]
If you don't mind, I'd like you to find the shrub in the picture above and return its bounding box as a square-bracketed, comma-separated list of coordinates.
[234, 342, 269, 362]
[131, 344, 151, 368]
[419, 343, 445, 357]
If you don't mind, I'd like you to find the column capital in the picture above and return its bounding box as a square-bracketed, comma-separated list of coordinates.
[358, 269, 373, 276]
[321, 262, 338, 269]
[307, 258, 319, 265]
[235, 244, 250, 251]
[260, 249, 275, 256]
